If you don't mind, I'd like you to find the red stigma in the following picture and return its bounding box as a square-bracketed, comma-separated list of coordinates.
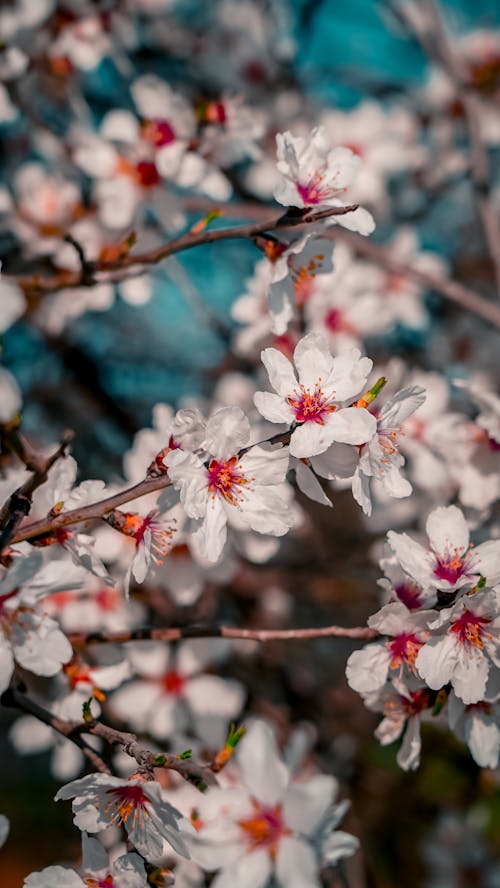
[135, 161, 160, 188]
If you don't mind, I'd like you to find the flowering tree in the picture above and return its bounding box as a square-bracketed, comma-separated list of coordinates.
[0, 0, 500, 885]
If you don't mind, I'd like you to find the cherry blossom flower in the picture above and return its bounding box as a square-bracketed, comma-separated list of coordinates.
[0, 552, 73, 694]
[447, 690, 500, 769]
[254, 333, 376, 458]
[23, 840, 148, 888]
[351, 385, 427, 517]
[387, 505, 500, 595]
[415, 591, 500, 705]
[105, 508, 177, 592]
[165, 407, 292, 562]
[110, 639, 245, 747]
[189, 720, 359, 887]
[274, 127, 375, 234]
[346, 601, 432, 695]
[362, 680, 434, 771]
[55, 774, 190, 860]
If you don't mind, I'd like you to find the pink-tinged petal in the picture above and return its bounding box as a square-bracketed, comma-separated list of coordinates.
[289, 421, 336, 458]
[380, 386, 426, 427]
[275, 836, 320, 888]
[346, 644, 390, 694]
[473, 540, 500, 586]
[204, 407, 250, 462]
[326, 407, 376, 445]
[283, 775, 336, 835]
[415, 635, 457, 689]
[149, 697, 187, 739]
[238, 485, 293, 536]
[397, 716, 421, 771]
[452, 649, 489, 705]
[293, 333, 334, 390]
[322, 830, 360, 865]
[184, 674, 245, 719]
[211, 848, 271, 888]
[327, 349, 373, 401]
[24, 866, 85, 888]
[237, 721, 289, 806]
[165, 449, 208, 519]
[351, 468, 372, 516]
[466, 711, 500, 768]
[294, 459, 333, 507]
[387, 531, 435, 588]
[131, 536, 150, 584]
[240, 444, 290, 485]
[260, 347, 297, 398]
[194, 497, 227, 563]
[0, 637, 14, 694]
[375, 715, 405, 745]
[310, 443, 358, 479]
[333, 205, 375, 236]
[253, 391, 295, 425]
[425, 505, 469, 559]
[268, 280, 295, 336]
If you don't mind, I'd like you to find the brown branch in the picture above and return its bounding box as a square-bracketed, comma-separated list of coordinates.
[405, 0, 500, 298]
[181, 196, 500, 328]
[2, 686, 217, 788]
[0, 430, 74, 551]
[8, 204, 359, 296]
[68, 623, 378, 648]
[10, 429, 292, 545]
[1, 685, 111, 774]
[329, 228, 500, 329]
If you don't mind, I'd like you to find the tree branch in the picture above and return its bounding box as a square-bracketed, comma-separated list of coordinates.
[8, 204, 359, 296]
[0, 430, 74, 551]
[403, 0, 500, 298]
[2, 686, 217, 788]
[68, 623, 378, 647]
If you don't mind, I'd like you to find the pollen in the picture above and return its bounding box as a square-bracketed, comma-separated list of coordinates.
[433, 549, 467, 584]
[239, 801, 288, 857]
[450, 610, 490, 649]
[105, 784, 150, 826]
[287, 384, 335, 424]
[387, 633, 423, 669]
[207, 457, 248, 506]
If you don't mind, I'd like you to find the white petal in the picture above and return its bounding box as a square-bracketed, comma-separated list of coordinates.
[425, 505, 469, 559]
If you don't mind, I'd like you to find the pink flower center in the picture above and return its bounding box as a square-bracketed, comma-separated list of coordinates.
[394, 582, 423, 610]
[287, 385, 335, 424]
[105, 785, 150, 825]
[296, 170, 344, 206]
[450, 610, 490, 649]
[142, 118, 176, 147]
[135, 161, 160, 188]
[433, 551, 467, 585]
[388, 633, 423, 669]
[207, 457, 248, 506]
[239, 802, 287, 856]
[402, 688, 432, 716]
[162, 670, 185, 695]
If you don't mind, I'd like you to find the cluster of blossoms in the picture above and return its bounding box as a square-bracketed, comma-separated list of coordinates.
[347, 504, 500, 770]
[0, 0, 499, 883]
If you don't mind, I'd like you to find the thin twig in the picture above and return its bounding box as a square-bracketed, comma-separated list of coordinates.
[1, 686, 111, 774]
[10, 429, 292, 545]
[68, 623, 378, 647]
[403, 0, 500, 298]
[2, 686, 217, 788]
[0, 430, 74, 551]
[8, 204, 359, 296]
